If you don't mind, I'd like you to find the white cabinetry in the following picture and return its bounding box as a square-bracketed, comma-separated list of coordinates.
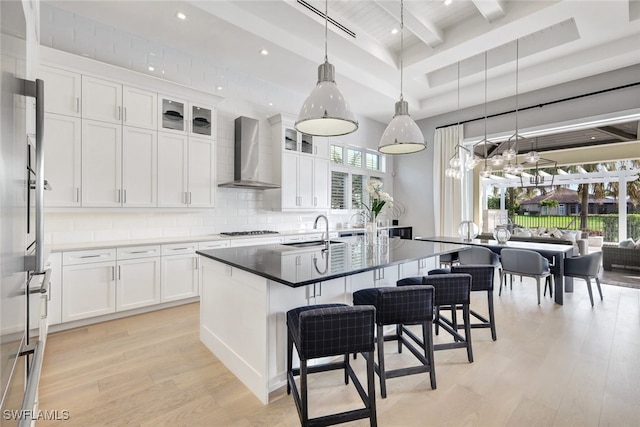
[268, 114, 330, 211]
[116, 246, 161, 311]
[159, 95, 214, 138]
[41, 65, 81, 116]
[44, 113, 81, 207]
[81, 120, 122, 207]
[161, 243, 199, 302]
[158, 133, 214, 208]
[82, 120, 156, 207]
[62, 248, 117, 322]
[82, 76, 157, 130]
[122, 127, 157, 207]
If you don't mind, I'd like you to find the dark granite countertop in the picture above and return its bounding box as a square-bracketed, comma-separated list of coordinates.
[196, 237, 463, 288]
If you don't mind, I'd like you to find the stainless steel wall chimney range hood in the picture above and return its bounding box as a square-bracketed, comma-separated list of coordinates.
[218, 116, 280, 189]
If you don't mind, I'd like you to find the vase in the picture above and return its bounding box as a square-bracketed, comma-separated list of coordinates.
[493, 225, 511, 244]
[364, 220, 378, 247]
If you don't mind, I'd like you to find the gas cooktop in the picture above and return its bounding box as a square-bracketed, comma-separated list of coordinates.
[219, 230, 279, 236]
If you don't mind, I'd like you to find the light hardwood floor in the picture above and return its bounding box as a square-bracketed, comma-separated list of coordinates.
[38, 279, 640, 426]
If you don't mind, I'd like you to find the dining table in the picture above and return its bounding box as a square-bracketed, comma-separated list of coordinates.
[415, 236, 576, 305]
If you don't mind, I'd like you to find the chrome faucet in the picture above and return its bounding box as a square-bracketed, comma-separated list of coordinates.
[313, 214, 329, 250]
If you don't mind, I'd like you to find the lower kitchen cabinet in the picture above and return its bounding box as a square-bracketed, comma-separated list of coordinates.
[161, 243, 199, 302]
[62, 260, 117, 323]
[116, 255, 161, 311]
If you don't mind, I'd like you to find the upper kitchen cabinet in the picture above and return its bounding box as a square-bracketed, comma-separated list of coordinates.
[269, 114, 328, 158]
[82, 120, 156, 207]
[157, 133, 215, 208]
[82, 76, 157, 130]
[40, 65, 81, 117]
[159, 95, 214, 138]
[44, 113, 81, 207]
[267, 114, 330, 211]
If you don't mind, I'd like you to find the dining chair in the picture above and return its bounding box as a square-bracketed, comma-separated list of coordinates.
[499, 248, 553, 305]
[458, 246, 503, 290]
[563, 252, 603, 306]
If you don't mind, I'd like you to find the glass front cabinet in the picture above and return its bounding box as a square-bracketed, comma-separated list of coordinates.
[159, 95, 213, 138]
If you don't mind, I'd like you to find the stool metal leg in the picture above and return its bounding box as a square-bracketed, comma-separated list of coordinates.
[300, 360, 308, 426]
[287, 332, 293, 395]
[344, 354, 350, 385]
[463, 304, 473, 363]
[423, 320, 436, 390]
[487, 291, 497, 341]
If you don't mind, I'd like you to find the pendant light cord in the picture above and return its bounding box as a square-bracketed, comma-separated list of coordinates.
[324, 0, 328, 62]
[513, 39, 520, 150]
[400, 0, 404, 101]
[483, 50, 488, 163]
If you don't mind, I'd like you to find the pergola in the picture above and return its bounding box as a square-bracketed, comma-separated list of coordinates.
[481, 168, 639, 241]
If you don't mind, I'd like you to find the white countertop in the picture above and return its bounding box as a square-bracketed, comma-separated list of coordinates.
[49, 225, 412, 252]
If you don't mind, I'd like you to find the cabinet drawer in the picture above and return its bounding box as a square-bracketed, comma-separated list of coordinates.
[63, 248, 116, 265]
[117, 245, 161, 260]
[283, 235, 306, 243]
[230, 237, 284, 247]
[161, 242, 197, 255]
[198, 240, 230, 250]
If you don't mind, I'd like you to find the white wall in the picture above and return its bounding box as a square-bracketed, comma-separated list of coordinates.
[394, 64, 640, 238]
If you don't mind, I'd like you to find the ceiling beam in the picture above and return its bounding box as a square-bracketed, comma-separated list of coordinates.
[374, 0, 444, 47]
[595, 125, 637, 141]
[472, 0, 507, 23]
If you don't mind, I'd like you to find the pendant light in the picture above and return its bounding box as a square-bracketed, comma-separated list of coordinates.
[378, 0, 426, 154]
[295, 0, 358, 137]
[479, 51, 493, 178]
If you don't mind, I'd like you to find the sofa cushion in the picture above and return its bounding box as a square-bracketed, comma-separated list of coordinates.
[618, 238, 635, 248]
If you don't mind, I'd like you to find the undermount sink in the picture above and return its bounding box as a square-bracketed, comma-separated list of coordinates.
[282, 240, 343, 248]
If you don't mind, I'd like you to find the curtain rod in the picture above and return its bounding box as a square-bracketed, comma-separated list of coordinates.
[435, 81, 640, 130]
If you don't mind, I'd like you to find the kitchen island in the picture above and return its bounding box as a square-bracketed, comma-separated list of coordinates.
[197, 237, 462, 404]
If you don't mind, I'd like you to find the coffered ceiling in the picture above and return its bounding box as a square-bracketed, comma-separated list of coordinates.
[42, 0, 640, 129]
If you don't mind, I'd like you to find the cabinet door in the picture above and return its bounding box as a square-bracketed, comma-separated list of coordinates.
[314, 137, 330, 158]
[44, 113, 81, 207]
[47, 253, 63, 326]
[116, 257, 161, 311]
[281, 153, 298, 209]
[82, 76, 122, 124]
[122, 127, 157, 207]
[298, 155, 314, 208]
[284, 127, 298, 152]
[161, 254, 199, 302]
[189, 103, 213, 137]
[81, 120, 122, 207]
[123, 86, 157, 130]
[40, 65, 81, 116]
[313, 157, 330, 209]
[157, 132, 188, 207]
[188, 137, 214, 207]
[159, 96, 187, 134]
[62, 262, 116, 322]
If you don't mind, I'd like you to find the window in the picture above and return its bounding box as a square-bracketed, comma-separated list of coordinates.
[365, 152, 380, 171]
[330, 145, 343, 164]
[352, 174, 365, 210]
[346, 148, 362, 167]
[331, 171, 348, 209]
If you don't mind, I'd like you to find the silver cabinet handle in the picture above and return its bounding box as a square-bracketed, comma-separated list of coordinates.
[74, 187, 79, 202]
[123, 107, 127, 122]
[117, 189, 121, 203]
[76, 97, 80, 113]
[117, 265, 121, 280]
[117, 106, 121, 120]
[195, 257, 199, 270]
[314, 197, 317, 206]
[123, 189, 127, 204]
[171, 247, 189, 251]
[188, 192, 192, 205]
[128, 250, 155, 254]
[111, 266, 115, 281]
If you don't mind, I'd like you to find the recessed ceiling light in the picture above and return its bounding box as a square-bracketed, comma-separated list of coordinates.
[591, 136, 596, 140]
[148, 66, 155, 71]
[260, 49, 269, 56]
[176, 12, 186, 20]
[217, 86, 223, 91]
[391, 28, 398, 35]
[444, 0, 453, 6]
[269, 102, 273, 106]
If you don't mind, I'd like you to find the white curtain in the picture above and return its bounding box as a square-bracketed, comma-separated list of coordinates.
[433, 125, 463, 236]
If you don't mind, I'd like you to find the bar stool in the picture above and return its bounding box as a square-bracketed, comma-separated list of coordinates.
[429, 265, 498, 341]
[287, 304, 377, 427]
[398, 273, 473, 363]
[353, 286, 436, 398]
